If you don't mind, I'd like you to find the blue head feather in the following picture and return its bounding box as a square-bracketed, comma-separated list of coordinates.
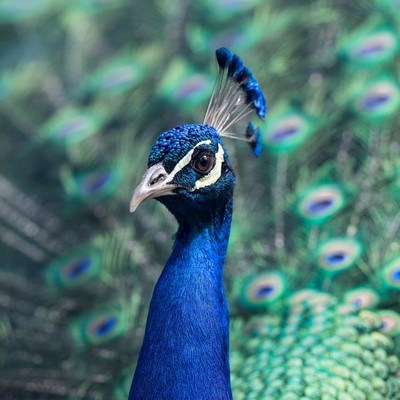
[240, 68, 266, 118]
[246, 122, 262, 157]
[149, 124, 235, 225]
[216, 47, 233, 69]
[215, 49, 266, 119]
[148, 124, 222, 172]
[227, 54, 244, 80]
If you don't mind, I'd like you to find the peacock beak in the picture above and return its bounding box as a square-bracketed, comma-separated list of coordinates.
[130, 163, 180, 212]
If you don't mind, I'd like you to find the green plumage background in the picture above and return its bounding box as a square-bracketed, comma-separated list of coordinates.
[1, 0, 400, 398]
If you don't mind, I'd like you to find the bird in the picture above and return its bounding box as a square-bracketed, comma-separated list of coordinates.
[128, 47, 265, 399]
[0, 1, 400, 399]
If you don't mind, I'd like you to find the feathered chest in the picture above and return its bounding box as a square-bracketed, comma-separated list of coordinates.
[129, 225, 233, 400]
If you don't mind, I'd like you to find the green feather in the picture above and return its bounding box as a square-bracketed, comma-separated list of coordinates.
[1, 0, 400, 398]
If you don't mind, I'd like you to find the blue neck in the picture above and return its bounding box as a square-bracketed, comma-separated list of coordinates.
[129, 199, 233, 400]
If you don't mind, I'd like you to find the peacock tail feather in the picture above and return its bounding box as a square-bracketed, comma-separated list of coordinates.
[1, 0, 400, 398]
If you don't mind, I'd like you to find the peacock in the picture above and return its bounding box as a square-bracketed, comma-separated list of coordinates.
[1, 0, 400, 399]
[128, 47, 266, 399]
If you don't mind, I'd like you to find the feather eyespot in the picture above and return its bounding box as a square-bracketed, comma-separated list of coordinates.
[191, 151, 216, 174]
[41, 108, 102, 146]
[378, 311, 400, 336]
[345, 30, 398, 66]
[62, 167, 119, 202]
[240, 273, 286, 309]
[354, 78, 400, 120]
[71, 309, 127, 346]
[82, 171, 112, 194]
[46, 250, 101, 289]
[380, 256, 400, 289]
[344, 287, 380, 309]
[264, 111, 314, 153]
[90, 315, 118, 337]
[66, 258, 91, 278]
[297, 183, 346, 223]
[315, 238, 362, 273]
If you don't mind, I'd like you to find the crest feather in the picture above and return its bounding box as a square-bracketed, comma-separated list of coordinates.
[204, 48, 266, 156]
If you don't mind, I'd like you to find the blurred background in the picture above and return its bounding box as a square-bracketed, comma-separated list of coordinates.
[1, 0, 400, 398]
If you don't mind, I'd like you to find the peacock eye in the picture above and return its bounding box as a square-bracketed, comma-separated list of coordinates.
[192, 151, 215, 174]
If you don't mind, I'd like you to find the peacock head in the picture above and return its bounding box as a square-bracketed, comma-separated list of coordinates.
[130, 48, 266, 220]
[130, 123, 235, 219]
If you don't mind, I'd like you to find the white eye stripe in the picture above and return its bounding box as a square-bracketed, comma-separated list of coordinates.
[165, 140, 211, 183]
[165, 140, 225, 190]
[194, 144, 224, 189]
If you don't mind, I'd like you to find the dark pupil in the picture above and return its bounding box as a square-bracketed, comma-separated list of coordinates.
[194, 152, 215, 173]
[199, 156, 209, 168]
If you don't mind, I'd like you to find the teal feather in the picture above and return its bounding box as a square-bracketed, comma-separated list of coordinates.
[1, 0, 400, 399]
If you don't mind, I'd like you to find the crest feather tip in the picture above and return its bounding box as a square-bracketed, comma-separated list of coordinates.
[246, 122, 262, 157]
[216, 48, 233, 69]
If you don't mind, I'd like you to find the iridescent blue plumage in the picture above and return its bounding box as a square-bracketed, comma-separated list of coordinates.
[129, 125, 235, 399]
[227, 54, 244, 80]
[216, 47, 233, 69]
[128, 48, 265, 399]
[214, 48, 266, 120]
[245, 122, 262, 157]
[148, 124, 221, 172]
[238, 66, 266, 118]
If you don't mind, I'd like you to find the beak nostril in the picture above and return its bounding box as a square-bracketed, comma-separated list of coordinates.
[150, 173, 166, 186]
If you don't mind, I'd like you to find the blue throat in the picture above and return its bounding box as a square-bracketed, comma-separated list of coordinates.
[129, 198, 233, 400]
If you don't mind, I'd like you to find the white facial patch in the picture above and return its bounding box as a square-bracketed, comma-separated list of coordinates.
[164, 140, 225, 191]
[194, 143, 224, 189]
[166, 140, 211, 182]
